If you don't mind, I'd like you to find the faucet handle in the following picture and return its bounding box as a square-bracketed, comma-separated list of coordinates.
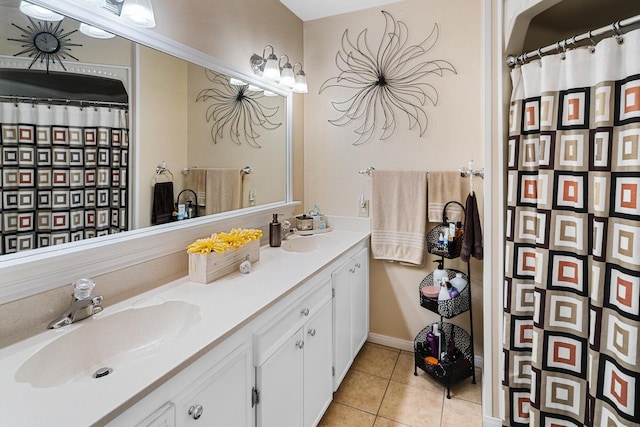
[73, 278, 95, 299]
[282, 220, 291, 229]
[91, 295, 104, 305]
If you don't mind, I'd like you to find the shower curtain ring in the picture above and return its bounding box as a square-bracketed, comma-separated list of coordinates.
[613, 21, 624, 44]
[587, 30, 596, 53]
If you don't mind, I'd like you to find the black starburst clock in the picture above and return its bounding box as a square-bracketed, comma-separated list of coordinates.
[8, 17, 82, 73]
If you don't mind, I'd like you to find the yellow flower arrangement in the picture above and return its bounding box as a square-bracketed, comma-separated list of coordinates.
[187, 228, 263, 255]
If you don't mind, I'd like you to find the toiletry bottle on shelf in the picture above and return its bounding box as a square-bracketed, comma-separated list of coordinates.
[269, 214, 282, 247]
[450, 272, 468, 292]
[438, 280, 452, 301]
[455, 221, 463, 239]
[443, 230, 449, 251]
[432, 259, 448, 285]
[432, 324, 441, 359]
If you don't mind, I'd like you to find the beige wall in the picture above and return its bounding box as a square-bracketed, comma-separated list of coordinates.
[136, 45, 188, 228]
[304, 0, 485, 354]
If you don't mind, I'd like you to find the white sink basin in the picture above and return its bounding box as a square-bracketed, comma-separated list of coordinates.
[281, 234, 338, 252]
[15, 300, 201, 388]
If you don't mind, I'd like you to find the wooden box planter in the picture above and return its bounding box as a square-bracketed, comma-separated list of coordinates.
[188, 239, 260, 284]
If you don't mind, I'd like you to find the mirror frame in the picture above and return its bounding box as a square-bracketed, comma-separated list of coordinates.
[0, 0, 295, 304]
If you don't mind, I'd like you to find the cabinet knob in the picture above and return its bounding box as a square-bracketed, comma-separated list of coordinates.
[295, 339, 305, 349]
[355, 263, 361, 268]
[308, 328, 316, 337]
[349, 267, 356, 273]
[300, 308, 310, 316]
[188, 404, 204, 420]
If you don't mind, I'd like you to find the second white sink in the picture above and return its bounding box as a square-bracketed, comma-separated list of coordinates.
[281, 234, 338, 253]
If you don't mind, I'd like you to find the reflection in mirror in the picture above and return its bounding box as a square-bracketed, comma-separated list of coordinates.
[0, 0, 288, 257]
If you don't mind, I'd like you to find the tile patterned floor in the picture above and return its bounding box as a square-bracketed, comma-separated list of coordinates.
[319, 342, 483, 427]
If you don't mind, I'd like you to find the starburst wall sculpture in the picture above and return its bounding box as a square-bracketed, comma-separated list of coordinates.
[196, 70, 282, 148]
[319, 11, 457, 145]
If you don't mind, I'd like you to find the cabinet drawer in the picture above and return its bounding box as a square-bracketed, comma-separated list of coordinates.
[254, 278, 331, 365]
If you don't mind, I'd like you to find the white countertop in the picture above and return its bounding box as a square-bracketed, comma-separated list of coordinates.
[0, 217, 370, 427]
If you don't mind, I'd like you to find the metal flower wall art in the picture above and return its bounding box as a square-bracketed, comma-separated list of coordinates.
[196, 70, 281, 148]
[319, 11, 457, 145]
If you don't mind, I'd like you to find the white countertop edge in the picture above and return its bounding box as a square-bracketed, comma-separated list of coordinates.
[0, 217, 371, 426]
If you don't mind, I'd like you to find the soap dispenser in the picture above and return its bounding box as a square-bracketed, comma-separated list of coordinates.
[269, 214, 282, 247]
[432, 259, 448, 286]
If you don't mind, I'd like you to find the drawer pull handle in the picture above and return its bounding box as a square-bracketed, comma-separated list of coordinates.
[301, 308, 310, 316]
[188, 404, 204, 420]
[296, 340, 305, 349]
[308, 328, 316, 337]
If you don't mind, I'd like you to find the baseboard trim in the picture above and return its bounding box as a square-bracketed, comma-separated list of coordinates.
[483, 415, 502, 426]
[367, 332, 484, 368]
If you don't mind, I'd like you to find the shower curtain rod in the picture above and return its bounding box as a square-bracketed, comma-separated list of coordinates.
[0, 95, 128, 110]
[506, 13, 640, 67]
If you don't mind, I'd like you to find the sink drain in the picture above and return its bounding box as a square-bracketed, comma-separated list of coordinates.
[93, 367, 113, 379]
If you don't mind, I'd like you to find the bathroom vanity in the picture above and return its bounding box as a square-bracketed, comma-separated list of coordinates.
[0, 217, 370, 427]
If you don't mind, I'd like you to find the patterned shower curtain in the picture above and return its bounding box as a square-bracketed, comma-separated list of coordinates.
[0, 102, 129, 255]
[503, 29, 640, 427]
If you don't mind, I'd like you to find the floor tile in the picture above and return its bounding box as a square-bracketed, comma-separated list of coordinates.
[318, 402, 376, 427]
[351, 343, 400, 379]
[378, 381, 443, 427]
[373, 416, 411, 426]
[440, 396, 483, 427]
[334, 369, 390, 414]
[390, 351, 445, 395]
[447, 368, 482, 404]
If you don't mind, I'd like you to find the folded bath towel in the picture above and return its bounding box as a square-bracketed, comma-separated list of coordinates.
[427, 171, 466, 223]
[371, 170, 428, 265]
[185, 168, 243, 215]
[151, 181, 174, 225]
[460, 191, 483, 262]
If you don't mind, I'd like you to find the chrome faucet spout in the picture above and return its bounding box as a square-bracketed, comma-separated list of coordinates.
[47, 295, 104, 329]
[282, 227, 298, 241]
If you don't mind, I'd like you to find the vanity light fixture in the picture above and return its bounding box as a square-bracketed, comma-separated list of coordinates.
[250, 46, 307, 92]
[19, 1, 64, 21]
[79, 23, 115, 39]
[121, 0, 156, 28]
[293, 63, 308, 93]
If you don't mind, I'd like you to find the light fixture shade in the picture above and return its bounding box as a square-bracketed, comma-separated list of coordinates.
[229, 77, 247, 86]
[19, 1, 64, 21]
[280, 65, 295, 88]
[293, 70, 308, 93]
[79, 23, 115, 39]
[121, 0, 156, 28]
[262, 54, 280, 81]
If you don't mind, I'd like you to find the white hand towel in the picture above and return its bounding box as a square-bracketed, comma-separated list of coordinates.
[371, 170, 428, 266]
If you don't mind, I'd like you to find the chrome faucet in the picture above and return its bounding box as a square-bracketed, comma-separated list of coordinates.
[281, 220, 298, 241]
[48, 279, 103, 329]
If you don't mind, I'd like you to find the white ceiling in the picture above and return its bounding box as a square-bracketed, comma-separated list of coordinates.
[279, 0, 402, 21]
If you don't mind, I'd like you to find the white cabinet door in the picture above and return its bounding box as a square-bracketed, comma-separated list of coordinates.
[136, 402, 175, 427]
[303, 300, 333, 427]
[174, 343, 253, 427]
[332, 259, 352, 390]
[350, 247, 369, 357]
[257, 330, 304, 427]
[332, 246, 370, 391]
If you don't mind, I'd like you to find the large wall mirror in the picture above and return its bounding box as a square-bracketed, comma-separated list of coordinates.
[0, 0, 289, 257]
[0, 0, 294, 303]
